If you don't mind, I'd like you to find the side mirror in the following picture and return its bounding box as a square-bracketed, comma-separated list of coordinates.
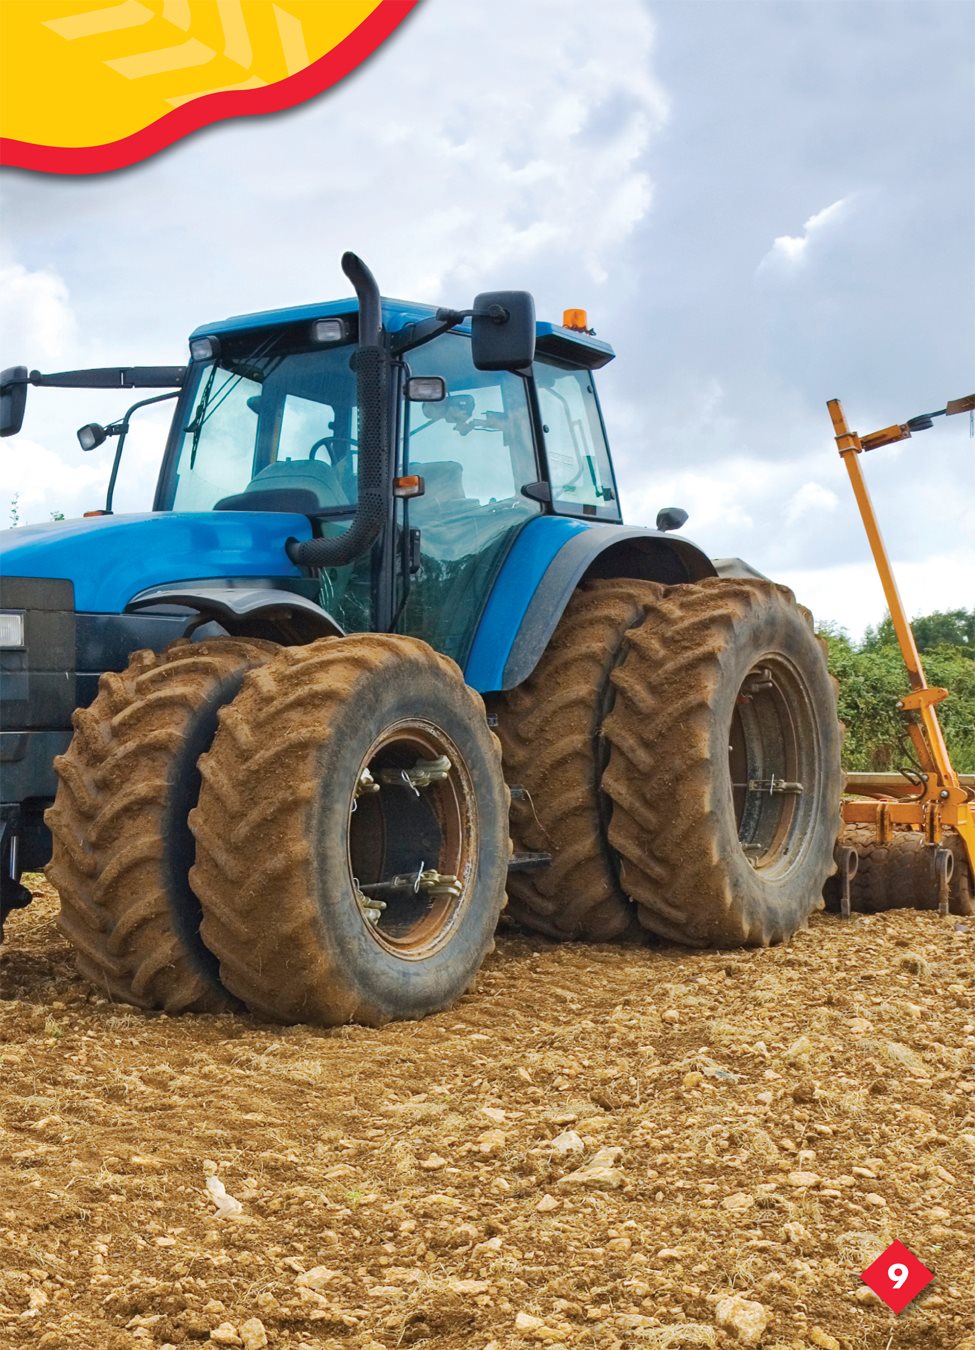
[656, 506, 688, 532]
[405, 375, 446, 402]
[0, 367, 28, 438]
[471, 291, 535, 371]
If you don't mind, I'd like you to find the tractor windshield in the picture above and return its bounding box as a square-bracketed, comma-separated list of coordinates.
[162, 328, 359, 513]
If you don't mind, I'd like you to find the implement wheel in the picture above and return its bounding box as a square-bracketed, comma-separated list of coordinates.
[189, 635, 509, 1026]
[46, 638, 276, 1012]
[825, 824, 975, 915]
[495, 579, 663, 940]
[602, 578, 843, 946]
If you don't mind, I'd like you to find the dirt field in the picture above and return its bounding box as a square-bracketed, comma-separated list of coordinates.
[1, 878, 972, 1350]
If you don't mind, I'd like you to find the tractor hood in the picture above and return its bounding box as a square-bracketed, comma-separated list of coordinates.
[0, 511, 311, 613]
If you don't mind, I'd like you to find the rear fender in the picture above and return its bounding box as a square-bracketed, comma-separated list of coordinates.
[465, 519, 716, 692]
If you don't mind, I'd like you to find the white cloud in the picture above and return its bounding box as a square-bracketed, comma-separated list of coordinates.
[784, 480, 839, 526]
[759, 196, 852, 271]
[777, 547, 975, 638]
[0, 438, 105, 523]
[0, 261, 78, 365]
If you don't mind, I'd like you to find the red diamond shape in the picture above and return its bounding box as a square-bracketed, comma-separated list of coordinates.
[861, 1240, 933, 1313]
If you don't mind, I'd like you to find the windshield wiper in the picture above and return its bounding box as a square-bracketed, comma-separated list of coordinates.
[184, 335, 281, 468]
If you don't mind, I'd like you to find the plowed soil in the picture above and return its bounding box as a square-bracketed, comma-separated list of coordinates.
[1, 878, 973, 1350]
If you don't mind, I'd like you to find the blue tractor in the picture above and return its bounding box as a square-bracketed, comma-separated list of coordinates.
[0, 253, 842, 1024]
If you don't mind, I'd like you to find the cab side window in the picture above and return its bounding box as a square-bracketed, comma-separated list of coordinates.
[535, 357, 620, 520]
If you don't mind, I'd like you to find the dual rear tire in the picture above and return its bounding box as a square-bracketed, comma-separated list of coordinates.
[499, 576, 843, 947]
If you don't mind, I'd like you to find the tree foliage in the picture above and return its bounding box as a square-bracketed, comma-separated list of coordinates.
[820, 609, 975, 773]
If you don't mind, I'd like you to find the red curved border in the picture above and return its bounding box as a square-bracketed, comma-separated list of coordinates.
[0, 0, 418, 176]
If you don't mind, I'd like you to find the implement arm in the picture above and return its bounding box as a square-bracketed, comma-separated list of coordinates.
[828, 394, 975, 880]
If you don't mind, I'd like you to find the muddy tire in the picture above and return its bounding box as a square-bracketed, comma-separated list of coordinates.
[495, 579, 663, 940]
[825, 823, 975, 915]
[46, 637, 277, 1012]
[190, 635, 509, 1026]
[602, 578, 843, 946]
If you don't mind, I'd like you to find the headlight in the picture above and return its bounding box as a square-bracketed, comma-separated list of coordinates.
[0, 611, 26, 648]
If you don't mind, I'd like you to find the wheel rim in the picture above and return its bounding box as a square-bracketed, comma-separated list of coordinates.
[347, 719, 478, 957]
[728, 655, 819, 876]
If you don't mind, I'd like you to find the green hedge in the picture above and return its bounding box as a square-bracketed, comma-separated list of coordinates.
[819, 609, 974, 773]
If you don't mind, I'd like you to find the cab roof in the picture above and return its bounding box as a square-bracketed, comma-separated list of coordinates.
[189, 296, 615, 370]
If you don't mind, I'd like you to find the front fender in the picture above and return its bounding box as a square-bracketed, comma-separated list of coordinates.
[465, 518, 716, 692]
[127, 582, 344, 641]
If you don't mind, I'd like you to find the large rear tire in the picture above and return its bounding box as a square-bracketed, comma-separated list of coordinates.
[190, 635, 510, 1026]
[46, 637, 277, 1012]
[495, 579, 662, 940]
[602, 578, 843, 946]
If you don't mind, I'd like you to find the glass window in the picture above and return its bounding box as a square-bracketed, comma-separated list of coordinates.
[164, 330, 368, 633]
[397, 332, 540, 661]
[403, 334, 537, 510]
[167, 333, 359, 513]
[534, 358, 620, 520]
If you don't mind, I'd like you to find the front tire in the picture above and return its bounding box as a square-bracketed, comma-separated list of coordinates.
[602, 578, 843, 946]
[189, 635, 510, 1026]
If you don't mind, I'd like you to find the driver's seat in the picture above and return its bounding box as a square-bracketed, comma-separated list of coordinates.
[215, 458, 351, 513]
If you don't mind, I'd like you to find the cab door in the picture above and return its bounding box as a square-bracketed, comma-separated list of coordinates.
[395, 332, 541, 664]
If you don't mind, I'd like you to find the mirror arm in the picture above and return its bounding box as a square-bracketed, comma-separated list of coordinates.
[27, 366, 186, 390]
[103, 390, 180, 514]
[390, 309, 471, 358]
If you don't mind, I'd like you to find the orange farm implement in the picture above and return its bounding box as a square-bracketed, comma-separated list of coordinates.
[828, 394, 975, 917]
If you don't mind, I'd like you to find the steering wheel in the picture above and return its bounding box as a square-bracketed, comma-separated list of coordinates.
[309, 436, 358, 463]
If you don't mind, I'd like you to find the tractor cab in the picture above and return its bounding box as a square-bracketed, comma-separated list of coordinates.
[152, 294, 621, 659]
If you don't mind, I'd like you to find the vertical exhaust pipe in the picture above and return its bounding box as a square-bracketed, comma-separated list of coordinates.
[287, 252, 388, 568]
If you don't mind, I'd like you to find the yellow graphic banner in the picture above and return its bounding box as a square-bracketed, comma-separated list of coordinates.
[0, 1, 417, 173]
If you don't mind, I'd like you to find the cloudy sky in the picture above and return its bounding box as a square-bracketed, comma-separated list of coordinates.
[2, 0, 972, 635]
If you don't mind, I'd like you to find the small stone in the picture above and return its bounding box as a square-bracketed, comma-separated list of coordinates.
[897, 951, 931, 976]
[450, 1278, 490, 1295]
[809, 1329, 840, 1350]
[720, 1191, 754, 1212]
[536, 1194, 560, 1213]
[239, 1320, 268, 1350]
[481, 1106, 506, 1123]
[154, 1235, 176, 1247]
[558, 1146, 623, 1191]
[783, 1036, 813, 1060]
[550, 1129, 584, 1155]
[209, 1326, 241, 1347]
[477, 1129, 507, 1154]
[787, 1171, 821, 1188]
[656, 1248, 682, 1261]
[419, 1153, 447, 1170]
[515, 1312, 543, 1333]
[661, 1008, 680, 1024]
[855, 1286, 882, 1305]
[864, 1192, 887, 1207]
[714, 1294, 769, 1344]
[295, 1266, 339, 1290]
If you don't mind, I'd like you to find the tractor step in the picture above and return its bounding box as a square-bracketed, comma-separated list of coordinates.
[508, 851, 551, 872]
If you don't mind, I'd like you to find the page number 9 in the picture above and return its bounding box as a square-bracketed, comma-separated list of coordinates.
[887, 1262, 909, 1289]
